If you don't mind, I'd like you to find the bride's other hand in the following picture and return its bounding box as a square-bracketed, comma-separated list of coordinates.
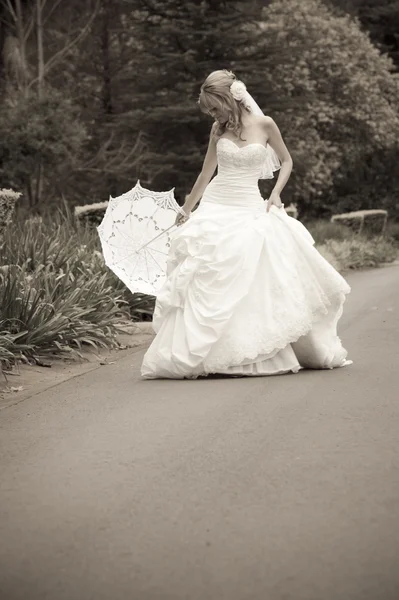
[266, 191, 283, 213]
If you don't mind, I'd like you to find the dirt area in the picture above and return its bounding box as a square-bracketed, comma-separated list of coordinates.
[0, 321, 154, 411]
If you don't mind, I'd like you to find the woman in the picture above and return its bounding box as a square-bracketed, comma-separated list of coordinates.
[141, 70, 352, 379]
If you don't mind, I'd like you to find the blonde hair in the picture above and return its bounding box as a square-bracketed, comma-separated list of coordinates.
[198, 69, 249, 140]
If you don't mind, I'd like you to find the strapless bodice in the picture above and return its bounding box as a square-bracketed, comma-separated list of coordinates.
[216, 138, 268, 179]
[201, 138, 268, 208]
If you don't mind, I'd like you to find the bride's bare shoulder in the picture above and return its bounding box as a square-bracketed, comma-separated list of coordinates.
[258, 114, 277, 128]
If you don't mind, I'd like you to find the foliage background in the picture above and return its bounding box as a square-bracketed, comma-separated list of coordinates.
[1, 0, 398, 219]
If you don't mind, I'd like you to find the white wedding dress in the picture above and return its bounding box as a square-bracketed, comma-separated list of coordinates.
[141, 138, 352, 379]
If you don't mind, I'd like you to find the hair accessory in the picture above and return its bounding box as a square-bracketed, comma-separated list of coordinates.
[230, 80, 247, 101]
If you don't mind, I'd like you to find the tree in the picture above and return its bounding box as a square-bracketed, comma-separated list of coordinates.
[255, 0, 399, 215]
[2, 0, 398, 216]
[0, 0, 100, 207]
[115, 0, 271, 198]
[327, 0, 399, 70]
[0, 89, 86, 207]
[27, 0, 147, 206]
[110, 0, 399, 215]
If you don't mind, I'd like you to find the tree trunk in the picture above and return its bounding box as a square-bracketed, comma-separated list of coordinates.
[0, 3, 6, 83]
[36, 0, 44, 99]
[35, 0, 44, 204]
[101, 0, 112, 115]
[26, 177, 33, 209]
[34, 162, 43, 207]
[9, 0, 29, 92]
[15, 0, 25, 69]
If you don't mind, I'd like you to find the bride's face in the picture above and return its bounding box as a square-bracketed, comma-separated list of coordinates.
[208, 107, 228, 125]
[199, 88, 231, 125]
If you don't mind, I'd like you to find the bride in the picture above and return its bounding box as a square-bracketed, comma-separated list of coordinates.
[141, 69, 352, 379]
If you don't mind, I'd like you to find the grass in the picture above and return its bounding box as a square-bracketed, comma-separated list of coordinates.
[306, 220, 354, 245]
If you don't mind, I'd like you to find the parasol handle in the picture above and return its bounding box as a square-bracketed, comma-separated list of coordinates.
[135, 222, 178, 253]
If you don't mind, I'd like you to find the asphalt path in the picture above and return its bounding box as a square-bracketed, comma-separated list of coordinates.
[1, 263, 398, 600]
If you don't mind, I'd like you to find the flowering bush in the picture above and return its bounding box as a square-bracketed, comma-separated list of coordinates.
[0, 189, 22, 236]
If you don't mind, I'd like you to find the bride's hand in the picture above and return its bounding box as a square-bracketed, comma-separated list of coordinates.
[175, 208, 190, 227]
[266, 191, 284, 213]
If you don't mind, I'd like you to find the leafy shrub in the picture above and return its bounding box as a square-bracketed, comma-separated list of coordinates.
[318, 236, 397, 271]
[258, 0, 399, 213]
[0, 188, 22, 236]
[0, 209, 154, 369]
[307, 218, 398, 269]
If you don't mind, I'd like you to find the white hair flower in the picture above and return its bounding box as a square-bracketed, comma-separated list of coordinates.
[230, 80, 247, 101]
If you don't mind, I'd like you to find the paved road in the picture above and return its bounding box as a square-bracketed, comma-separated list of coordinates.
[1, 264, 399, 600]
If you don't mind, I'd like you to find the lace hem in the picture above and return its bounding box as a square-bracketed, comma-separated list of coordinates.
[203, 288, 350, 371]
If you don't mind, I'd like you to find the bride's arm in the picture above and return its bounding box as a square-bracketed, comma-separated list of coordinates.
[262, 116, 293, 209]
[181, 123, 218, 215]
